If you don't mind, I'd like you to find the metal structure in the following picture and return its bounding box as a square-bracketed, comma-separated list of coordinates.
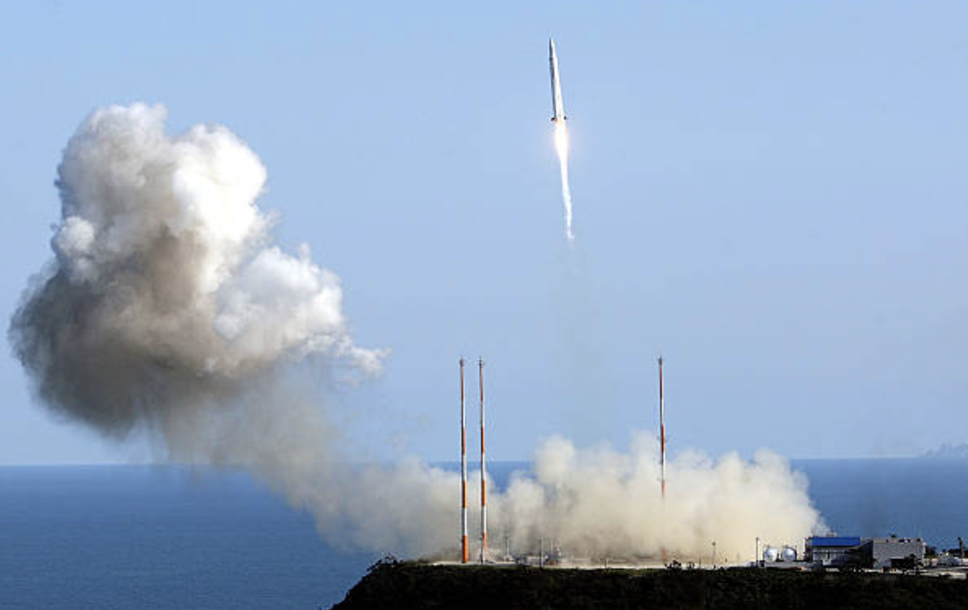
[479, 358, 487, 563]
[459, 358, 468, 563]
[658, 356, 666, 499]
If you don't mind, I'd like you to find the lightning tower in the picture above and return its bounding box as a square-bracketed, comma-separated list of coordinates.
[459, 358, 468, 563]
[659, 356, 666, 499]
[479, 357, 487, 563]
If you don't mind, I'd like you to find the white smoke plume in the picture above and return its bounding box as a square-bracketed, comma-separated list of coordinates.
[12, 104, 382, 432]
[10, 104, 824, 562]
[493, 435, 824, 561]
[553, 121, 575, 241]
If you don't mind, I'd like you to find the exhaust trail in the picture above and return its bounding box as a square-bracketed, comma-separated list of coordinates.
[549, 38, 574, 242]
[554, 121, 574, 241]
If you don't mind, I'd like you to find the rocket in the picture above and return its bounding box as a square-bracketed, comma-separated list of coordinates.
[549, 38, 567, 122]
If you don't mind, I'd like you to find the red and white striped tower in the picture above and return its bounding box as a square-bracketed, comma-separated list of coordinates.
[658, 356, 666, 499]
[459, 358, 469, 564]
[478, 357, 487, 563]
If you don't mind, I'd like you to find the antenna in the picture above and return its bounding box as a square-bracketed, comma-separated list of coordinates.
[459, 357, 468, 563]
[479, 357, 487, 563]
[658, 356, 666, 499]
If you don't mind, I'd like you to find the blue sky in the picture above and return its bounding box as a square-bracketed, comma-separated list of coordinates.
[2, 1, 967, 463]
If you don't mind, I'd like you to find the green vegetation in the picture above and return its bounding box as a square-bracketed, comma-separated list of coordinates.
[331, 557, 968, 609]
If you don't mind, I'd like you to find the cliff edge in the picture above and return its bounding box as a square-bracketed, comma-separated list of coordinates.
[331, 558, 968, 610]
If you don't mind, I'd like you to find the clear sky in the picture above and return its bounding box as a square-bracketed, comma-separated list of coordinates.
[2, 1, 967, 463]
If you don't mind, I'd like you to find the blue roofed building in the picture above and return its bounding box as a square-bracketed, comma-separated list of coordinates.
[804, 536, 863, 566]
[804, 535, 926, 569]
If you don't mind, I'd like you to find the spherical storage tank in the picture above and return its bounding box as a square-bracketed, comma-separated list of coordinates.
[781, 546, 797, 562]
[763, 546, 779, 562]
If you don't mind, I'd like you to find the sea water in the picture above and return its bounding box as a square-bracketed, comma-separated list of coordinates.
[1, 459, 965, 609]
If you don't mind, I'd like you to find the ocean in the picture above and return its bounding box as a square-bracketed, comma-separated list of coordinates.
[1, 459, 965, 609]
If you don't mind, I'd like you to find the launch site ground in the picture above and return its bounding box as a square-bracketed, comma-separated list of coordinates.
[331, 559, 968, 610]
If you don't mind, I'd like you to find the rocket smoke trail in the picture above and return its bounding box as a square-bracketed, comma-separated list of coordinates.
[554, 122, 574, 241]
[11, 103, 825, 561]
[549, 38, 574, 242]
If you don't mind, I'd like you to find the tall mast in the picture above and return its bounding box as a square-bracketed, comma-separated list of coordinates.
[459, 358, 468, 563]
[479, 357, 487, 563]
[659, 356, 666, 499]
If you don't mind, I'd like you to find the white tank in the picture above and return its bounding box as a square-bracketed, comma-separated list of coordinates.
[781, 546, 797, 562]
[763, 546, 779, 562]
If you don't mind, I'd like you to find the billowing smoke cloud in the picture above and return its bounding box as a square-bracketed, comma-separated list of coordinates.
[8, 102, 392, 542]
[10, 104, 824, 562]
[12, 104, 381, 434]
[324, 434, 825, 561]
[494, 435, 823, 561]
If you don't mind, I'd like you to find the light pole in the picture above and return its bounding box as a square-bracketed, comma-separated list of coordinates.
[712, 541, 717, 567]
[755, 537, 760, 568]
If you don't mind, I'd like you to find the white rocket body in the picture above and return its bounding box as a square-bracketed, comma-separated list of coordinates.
[549, 39, 567, 122]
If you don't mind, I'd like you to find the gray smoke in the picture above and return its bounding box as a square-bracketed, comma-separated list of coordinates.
[11, 104, 381, 431]
[11, 104, 825, 561]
